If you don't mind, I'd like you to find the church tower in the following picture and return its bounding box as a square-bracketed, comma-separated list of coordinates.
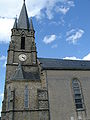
[1, 1, 49, 120]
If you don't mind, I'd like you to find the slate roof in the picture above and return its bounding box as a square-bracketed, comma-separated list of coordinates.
[13, 1, 30, 30]
[30, 18, 34, 31]
[38, 58, 90, 70]
[23, 71, 40, 80]
[11, 64, 40, 80]
[13, 17, 17, 29]
[11, 64, 24, 80]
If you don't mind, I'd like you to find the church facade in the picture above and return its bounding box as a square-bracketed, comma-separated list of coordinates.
[1, 1, 90, 120]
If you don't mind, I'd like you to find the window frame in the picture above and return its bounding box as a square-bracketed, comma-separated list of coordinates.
[72, 79, 84, 111]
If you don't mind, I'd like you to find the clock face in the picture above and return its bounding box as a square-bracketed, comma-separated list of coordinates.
[19, 54, 27, 61]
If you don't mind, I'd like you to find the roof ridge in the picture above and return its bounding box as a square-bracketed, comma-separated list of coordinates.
[38, 57, 90, 62]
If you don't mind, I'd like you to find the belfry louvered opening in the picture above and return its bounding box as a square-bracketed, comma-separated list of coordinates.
[72, 79, 84, 111]
[21, 37, 25, 49]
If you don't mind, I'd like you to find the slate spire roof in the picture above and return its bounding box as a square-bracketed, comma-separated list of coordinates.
[13, 17, 17, 29]
[30, 17, 34, 31]
[13, 1, 30, 30]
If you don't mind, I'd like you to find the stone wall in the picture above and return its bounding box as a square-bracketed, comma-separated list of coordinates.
[1, 67, 50, 120]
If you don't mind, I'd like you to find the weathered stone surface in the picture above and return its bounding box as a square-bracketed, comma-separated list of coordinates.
[38, 89, 48, 100]
[38, 100, 48, 109]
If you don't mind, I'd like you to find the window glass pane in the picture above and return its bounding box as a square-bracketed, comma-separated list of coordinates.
[76, 104, 83, 109]
[73, 83, 79, 87]
[75, 99, 82, 103]
[75, 94, 81, 98]
[74, 89, 80, 94]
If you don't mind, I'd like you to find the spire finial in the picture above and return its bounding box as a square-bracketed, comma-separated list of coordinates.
[23, 0, 25, 3]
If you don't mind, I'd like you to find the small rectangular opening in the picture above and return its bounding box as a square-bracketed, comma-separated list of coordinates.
[21, 37, 25, 49]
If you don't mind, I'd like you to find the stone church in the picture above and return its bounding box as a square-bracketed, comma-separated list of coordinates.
[1, 1, 90, 120]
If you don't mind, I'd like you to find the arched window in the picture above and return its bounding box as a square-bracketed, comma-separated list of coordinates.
[8, 87, 11, 109]
[72, 79, 84, 110]
[21, 37, 25, 49]
[24, 85, 29, 108]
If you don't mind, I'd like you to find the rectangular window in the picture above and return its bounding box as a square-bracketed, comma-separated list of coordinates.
[21, 37, 25, 49]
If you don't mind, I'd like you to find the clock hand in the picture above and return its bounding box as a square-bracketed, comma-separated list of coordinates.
[22, 56, 25, 59]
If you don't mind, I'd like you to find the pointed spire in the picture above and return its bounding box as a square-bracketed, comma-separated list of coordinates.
[16, 1, 30, 30]
[30, 17, 34, 31]
[13, 16, 17, 29]
[11, 64, 24, 80]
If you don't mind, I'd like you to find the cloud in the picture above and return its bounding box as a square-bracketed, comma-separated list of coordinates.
[0, 0, 75, 43]
[83, 53, 90, 60]
[0, 56, 7, 61]
[63, 56, 81, 60]
[66, 29, 84, 44]
[51, 44, 58, 48]
[0, 93, 4, 101]
[28, 0, 74, 19]
[0, 0, 22, 18]
[3, 61, 7, 68]
[56, 6, 70, 15]
[63, 53, 90, 61]
[0, 18, 14, 43]
[43, 34, 56, 44]
[55, 0, 74, 15]
[0, 55, 7, 68]
[67, 1, 75, 6]
[0, 0, 75, 19]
